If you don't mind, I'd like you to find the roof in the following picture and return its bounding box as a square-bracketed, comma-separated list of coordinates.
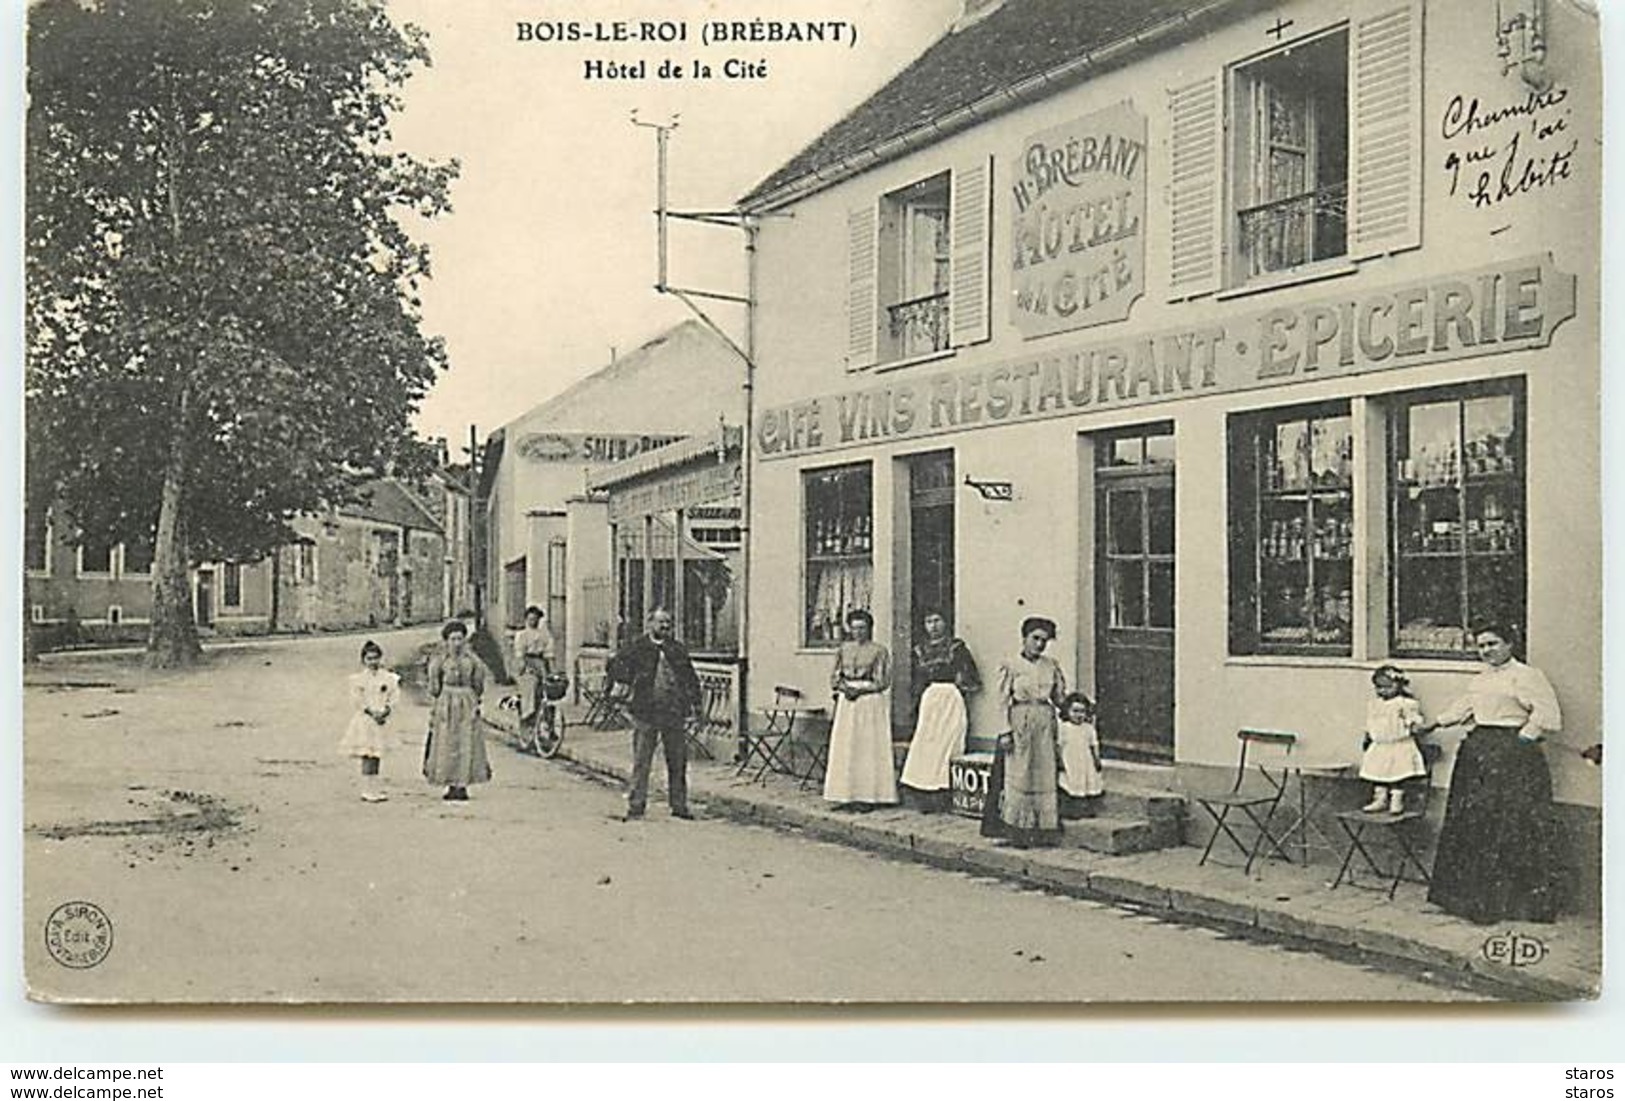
[502, 319, 745, 434]
[739, 0, 1244, 211]
[340, 477, 443, 534]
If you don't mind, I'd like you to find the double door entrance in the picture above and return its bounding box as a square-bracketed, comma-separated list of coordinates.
[1094, 426, 1176, 762]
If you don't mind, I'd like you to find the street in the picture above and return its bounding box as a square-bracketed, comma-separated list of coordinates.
[24, 629, 1479, 1003]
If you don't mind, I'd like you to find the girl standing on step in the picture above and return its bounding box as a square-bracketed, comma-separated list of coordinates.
[1359, 664, 1430, 815]
[1056, 692, 1105, 819]
[340, 640, 399, 803]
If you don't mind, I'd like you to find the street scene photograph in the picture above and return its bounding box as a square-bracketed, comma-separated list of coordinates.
[16, 0, 1608, 1009]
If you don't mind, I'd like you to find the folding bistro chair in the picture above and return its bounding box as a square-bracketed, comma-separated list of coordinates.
[581, 671, 630, 730]
[736, 685, 802, 782]
[683, 677, 732, 762]
[1331, 743, 1441, 899]
[1192, 728, 1299, 875]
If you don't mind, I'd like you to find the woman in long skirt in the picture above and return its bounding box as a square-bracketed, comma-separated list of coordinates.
[1428, 623, 1567, 924]
[823, 609, 898, 811]
[423, 619, 491, 801]
[899, 611, 980, 813]
[986, 616, 1065, 847]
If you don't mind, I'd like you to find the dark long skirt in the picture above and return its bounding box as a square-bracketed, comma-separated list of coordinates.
[1428, 726, 1566, 924]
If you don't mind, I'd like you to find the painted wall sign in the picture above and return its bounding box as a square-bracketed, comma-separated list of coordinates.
[1010, 101, 1147, 339]
[759, 255, 1575, 459]
[606, 459, 743, 523]
[516, 431, 684, 464]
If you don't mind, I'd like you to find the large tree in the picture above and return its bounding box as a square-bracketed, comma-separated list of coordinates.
[26, 0, 455, 665]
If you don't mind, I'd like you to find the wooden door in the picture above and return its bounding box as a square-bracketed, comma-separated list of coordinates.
[1094, 429, 1175, 761]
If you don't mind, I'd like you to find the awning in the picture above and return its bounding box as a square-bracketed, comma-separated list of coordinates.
[588, 424, 743, 491]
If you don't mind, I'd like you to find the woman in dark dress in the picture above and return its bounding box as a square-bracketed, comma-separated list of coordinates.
[1427, 623, 1566, 924]
[898, 611, 981, 812]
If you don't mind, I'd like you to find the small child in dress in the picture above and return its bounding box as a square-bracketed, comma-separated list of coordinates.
[1360, 664, 1431, 814]
[1056, 692, 1105, 819]
[340, 640, 400, 803]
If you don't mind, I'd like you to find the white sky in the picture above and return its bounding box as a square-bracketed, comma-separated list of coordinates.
[388, 0, 962, 451]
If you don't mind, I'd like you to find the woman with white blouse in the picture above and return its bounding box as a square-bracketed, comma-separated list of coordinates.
[1427, 623, 1567, 924]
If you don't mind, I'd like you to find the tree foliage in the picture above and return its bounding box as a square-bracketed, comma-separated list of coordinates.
[26, 0, 456, 662]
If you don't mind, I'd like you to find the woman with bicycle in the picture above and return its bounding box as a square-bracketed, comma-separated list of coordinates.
[512, 605, 561, 755]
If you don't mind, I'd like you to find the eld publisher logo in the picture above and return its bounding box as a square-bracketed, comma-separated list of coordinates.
[1481, 930, 1548, 967]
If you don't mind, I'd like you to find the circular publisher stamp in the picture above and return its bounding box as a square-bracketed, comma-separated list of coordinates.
[44, 901, 113, 970]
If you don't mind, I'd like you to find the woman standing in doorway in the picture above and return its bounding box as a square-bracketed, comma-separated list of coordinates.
[899, 611, 980, 812]
[423, 619, 491, 801]
[823, 609, 898, 812]
[986, 616, 1066, 848]
[1428, 623, 1568, 924]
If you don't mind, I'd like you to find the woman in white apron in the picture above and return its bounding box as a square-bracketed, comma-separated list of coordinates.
[823, 609, 898, 811]
[899, 611, 981, 812]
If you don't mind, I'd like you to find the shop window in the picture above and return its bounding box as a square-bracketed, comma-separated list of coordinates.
[846, 159, 992, 369]
[1230, 29, 1348, 281]
[223, 562, 243, 608]
[78, 535, 114, 576]
[122, 530, 155, 576]
[24, 507, 50, 575]
[804, 464, 873, 647]
[1167, 4, 1421, 300]
[1390, 383, 1525, 658]
[1229, 403, 1354, 655]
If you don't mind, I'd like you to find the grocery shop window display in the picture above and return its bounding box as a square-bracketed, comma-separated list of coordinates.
[1390, 383, 1526, 659]
[804, 463, 874, 648]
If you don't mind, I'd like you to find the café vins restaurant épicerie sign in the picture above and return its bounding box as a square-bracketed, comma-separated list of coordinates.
[758, 255, 1575, 459]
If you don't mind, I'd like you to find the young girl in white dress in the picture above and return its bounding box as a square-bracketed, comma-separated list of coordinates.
[340, 640, 400, 803]
[1360, 664, 1431, 814]
[1056, 692, 1105, 818]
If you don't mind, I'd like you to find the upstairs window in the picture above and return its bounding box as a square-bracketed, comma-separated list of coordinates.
[1167, 3, 1422, 301]
[846, 158, 992, 369]
[122, 530, 155, 576]
[1232, 30, 1348, 281]
[78, 535, 114, 576]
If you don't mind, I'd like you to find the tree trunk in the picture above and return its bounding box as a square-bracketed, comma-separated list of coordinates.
[147, 390, 201, 667]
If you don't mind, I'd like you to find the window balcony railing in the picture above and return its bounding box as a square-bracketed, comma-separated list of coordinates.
[886, 291, 950, 359]
[1238, 182, 1349, 277]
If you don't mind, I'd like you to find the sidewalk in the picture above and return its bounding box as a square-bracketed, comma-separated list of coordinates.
[481, 701, 1600, 1002]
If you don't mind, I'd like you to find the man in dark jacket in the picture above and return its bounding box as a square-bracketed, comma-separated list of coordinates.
[606, 607, 703, 819]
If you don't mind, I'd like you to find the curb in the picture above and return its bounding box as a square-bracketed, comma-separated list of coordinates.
[532, 726, 1593, 1002]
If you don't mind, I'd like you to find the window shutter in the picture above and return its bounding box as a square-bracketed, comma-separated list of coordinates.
[1167, 73, 1223, 300]
[949, 154, 993, 348]
[1348, 1, 1424, 259]
[845, 204, 878, 369]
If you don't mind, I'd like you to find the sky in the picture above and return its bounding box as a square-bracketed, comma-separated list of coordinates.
[388, 0, 963, 452]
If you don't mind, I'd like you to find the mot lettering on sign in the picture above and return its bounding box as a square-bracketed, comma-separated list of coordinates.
[1010, 102, 1148, 339]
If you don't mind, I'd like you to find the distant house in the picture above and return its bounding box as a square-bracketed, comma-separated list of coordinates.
[24, 471, 472, 648]
[479, 319, 746, 681]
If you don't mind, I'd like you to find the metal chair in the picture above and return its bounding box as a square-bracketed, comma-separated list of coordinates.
[1331, 742, 1441, 899]
[581, 672, 630, 730]
[736, 685, 803, 782]
[1192, 728, 1300, 875]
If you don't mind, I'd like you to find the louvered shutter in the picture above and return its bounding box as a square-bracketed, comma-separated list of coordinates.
[1348, 1, 1424, 259]
[845, 204, 879, 369]
[1167, 73, 1224, 300]
[949, 155, 993, 348]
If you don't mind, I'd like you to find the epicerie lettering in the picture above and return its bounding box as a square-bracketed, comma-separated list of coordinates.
[516, 21, 687, 43]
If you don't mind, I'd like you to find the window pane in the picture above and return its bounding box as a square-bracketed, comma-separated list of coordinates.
[1268, 419, 1311, 490]
[1148, 561, 1175, 629]
[1404, 402, 1460, 487]
[80, 537, 113, 574]
[1107, 490, 1143, 555]
[1464, 395, 1517, 476]
[223, 563, 243, 607]
[1109, 561, 1145, 629]
[1147, 487, 1175, 555]
[1104, 438, 1142, 467]
[805, 465, 873, 646]
[123, 532, 155, 575]
[1311, 416, 1352, 486]
[1259, 565, 1309, 643]
[1144, 432, 1176, 466]
[1312, 563, 1353, 646]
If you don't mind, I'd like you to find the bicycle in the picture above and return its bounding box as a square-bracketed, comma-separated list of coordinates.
[514, 671, 570, 758]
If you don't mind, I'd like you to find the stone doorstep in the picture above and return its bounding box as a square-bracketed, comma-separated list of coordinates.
[532, 727, 1594, 1002]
